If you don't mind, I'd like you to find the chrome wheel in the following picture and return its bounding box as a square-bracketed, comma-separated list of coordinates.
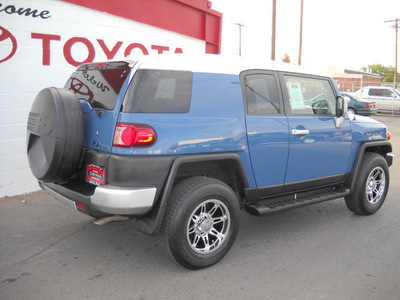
[158, 177, 239, 269]
[365, 166, 386, 204]
[187, 199, 230, 254]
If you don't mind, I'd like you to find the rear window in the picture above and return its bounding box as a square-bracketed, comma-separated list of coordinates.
[122, 69, 192, 113]
[65, 61, 132, 110]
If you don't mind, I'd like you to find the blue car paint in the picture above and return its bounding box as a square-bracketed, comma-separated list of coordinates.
[345, 115, 388, 173]
[115, 72, 258, 188]
[285, 116, 353, 183]
[78, 67, 388, 191]
[79, 65, 135, 153]
[245, 115, 289, 188]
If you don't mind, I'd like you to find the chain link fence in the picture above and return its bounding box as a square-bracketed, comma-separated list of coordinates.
[335, 80, 399, 92]
[334, 80, 400, 115]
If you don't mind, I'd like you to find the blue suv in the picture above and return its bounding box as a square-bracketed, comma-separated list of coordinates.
[27, 55, 393, 269]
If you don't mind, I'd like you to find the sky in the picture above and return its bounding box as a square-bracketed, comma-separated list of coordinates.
[212, 0, 400, 71]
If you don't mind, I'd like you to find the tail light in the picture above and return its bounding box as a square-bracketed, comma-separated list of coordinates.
[113, 124, 156, 147]
[364, 103, 374, 108]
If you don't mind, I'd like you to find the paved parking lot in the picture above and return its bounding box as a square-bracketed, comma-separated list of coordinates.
[1, 114, 400, 300]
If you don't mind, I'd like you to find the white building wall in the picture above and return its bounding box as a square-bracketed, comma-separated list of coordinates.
[0, 0, 205, 197]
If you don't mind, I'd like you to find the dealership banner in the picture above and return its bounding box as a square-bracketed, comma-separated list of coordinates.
[0, 0, 221, 197]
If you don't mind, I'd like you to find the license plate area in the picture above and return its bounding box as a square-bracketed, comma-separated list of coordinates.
[86, 164, 105, 186]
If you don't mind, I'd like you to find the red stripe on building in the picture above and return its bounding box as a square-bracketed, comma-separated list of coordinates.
[61, 0, 222, 54]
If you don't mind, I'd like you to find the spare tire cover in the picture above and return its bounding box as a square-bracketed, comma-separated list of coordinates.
[27, 87, 84, 182]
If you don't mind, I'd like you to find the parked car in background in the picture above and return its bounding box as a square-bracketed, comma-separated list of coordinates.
[341, 92, 376, 116]
[349, 86, 400, 112]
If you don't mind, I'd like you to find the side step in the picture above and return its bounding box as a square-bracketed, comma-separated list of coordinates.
[244, 187, 350, 216]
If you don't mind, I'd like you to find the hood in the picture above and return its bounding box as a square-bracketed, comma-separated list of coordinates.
[349, 115, 387, 142]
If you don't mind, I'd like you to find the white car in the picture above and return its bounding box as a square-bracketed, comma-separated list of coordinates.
[350, 86, 400, 112]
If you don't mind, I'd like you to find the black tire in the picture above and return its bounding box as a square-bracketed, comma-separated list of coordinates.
[158, 176, 240, 270]
[345, 152, 389, 215]
[348, 107, 356, 115]
[27, 87, 84, 183]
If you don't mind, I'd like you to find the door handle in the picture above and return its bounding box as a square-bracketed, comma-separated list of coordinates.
[292, 129, 309, 136]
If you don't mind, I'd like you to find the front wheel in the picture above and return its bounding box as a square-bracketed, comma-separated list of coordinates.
[158, 177, 240, 269]
[345, 152, 389, 215]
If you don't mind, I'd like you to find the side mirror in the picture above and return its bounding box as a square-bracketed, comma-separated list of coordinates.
[336, 96, 348, 118]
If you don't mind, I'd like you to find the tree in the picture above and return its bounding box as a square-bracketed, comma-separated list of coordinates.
[282, 53, 290, 63]
[361, 64, 398, 82]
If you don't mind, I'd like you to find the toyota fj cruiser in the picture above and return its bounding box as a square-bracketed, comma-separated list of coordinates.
[27, 55, 393, 269]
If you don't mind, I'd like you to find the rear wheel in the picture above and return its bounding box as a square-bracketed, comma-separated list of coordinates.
[345, 152, 389, 215]
[158, 176, 240, 269]
[347, 107, 356, 116]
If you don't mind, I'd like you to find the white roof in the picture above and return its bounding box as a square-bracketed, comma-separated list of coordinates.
[136, 54, 331, 78]
[361, 86, 396, 90]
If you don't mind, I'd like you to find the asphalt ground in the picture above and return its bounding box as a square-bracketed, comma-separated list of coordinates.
[1, 114, 400, 300]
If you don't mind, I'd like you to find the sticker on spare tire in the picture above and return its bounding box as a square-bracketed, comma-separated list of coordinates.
[86, 164, 105, 186]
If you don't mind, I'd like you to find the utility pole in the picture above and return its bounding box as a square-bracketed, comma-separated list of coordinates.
[271, 0, 276, 60]
[385, 18, 399, 88]
[298, 0, 304, 65]
[235, 22, 245, 56]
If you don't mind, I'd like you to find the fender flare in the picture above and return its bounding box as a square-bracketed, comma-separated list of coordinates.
[345, 140, 393, 191]
[135, 152, 249, 236]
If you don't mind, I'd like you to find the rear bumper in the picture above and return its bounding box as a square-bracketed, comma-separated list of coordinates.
[40, 181, 156, 217]
[91, 185, 156, 215]
[357, 108, 377, 116]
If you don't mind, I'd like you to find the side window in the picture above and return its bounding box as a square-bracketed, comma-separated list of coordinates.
[381, 89, 395, 97]
[123, 69, 192, 113]
[283, 75, 336, 116]
[369, 89, 394, 97]
[244, 74, 280, 115]
[368, 89, 380, 96]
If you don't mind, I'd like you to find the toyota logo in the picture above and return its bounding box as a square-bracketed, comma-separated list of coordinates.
[69, 77, 94, 102]
[0, 26, 17, 63]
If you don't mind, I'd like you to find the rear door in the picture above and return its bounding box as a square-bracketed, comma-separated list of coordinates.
[279, 73, 352, 191]
[65, 61, 135, 152]
[242, 71, 289, 196]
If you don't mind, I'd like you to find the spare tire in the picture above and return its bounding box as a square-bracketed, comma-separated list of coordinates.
[27, 87, 84, 183]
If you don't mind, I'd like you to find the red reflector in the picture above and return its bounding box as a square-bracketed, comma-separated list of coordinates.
[113, 124, 156, 147]
[77, 203, 86, 210]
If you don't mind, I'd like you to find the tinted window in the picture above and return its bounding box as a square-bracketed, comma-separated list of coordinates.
[123, 69, 192, 113]
[369, 88, 395, 97]
[368, 89, 379, 96]
[283, 76, 336, 116]
[244, 74, 280, 114]
[66, 61, 132, 110]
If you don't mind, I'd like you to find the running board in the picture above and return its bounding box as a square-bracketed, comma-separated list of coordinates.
[244, 187, 350, 216]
